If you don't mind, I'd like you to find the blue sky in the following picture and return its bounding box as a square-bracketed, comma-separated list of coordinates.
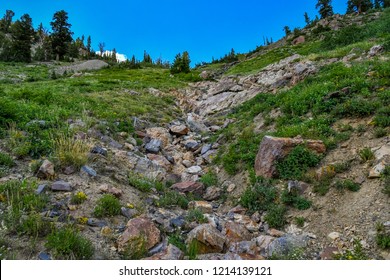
[0, 0, 348, 65]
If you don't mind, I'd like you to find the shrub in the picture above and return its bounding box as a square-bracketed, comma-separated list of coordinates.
[93, 194, 121, 217]
[334, 180, 361, 192]
[331, 161, 351, 173]
[199, 171, 218, 187]
[334, 240, 369, 260]
[281, 189, 312, 210]
[373, 127, 387, 138]
[382, 166, 390, 196]
[276, 145, 322, 180]
[19, 212, 51, 237]
[240, 178, 277, 214]
[294, 217, 305, 227]
[265, 205, 287, 229]
[0, 152, 14, 168]
[157, 190, 189, 209]
[46, 226, 94, 259]
[70, 191, 88, 205]
[128, 172, 164, 193]
[358, 147, 375, 162]
[374, 106, 390, 127]
[376, 223, 390, 249]
[186, 209, 208, 224]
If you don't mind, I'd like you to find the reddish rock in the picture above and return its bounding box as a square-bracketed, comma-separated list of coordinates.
[171, 181, 204, 196]
[320, 247, 339, 260]
[147, 154, 172, 170]
[98, 184, 123, 198]
[169, 124, 189, 136]
[37, 159, 55, 179]
[186, 224, 226, 254]
[117, 218, 161, 252]
[223, 221, 252, 245]
[254, 136, 326, 178]
[144, 244, 184, 260]
[267, 228, 285, 237]
[188, 201, 213, 214]
[292, 35, 305, 45]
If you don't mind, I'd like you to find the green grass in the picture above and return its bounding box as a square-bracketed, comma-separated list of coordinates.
[128, 172, 164, 193]
[186, 209, 208, 224]
[0, 152, 14, 167]
[93, 194, 121, 218]
[46, 226, 94, 260]
[199, 171, 218, 187]
[240, 178, 277, 214]
[281, 189, 312, 210]
[334, 180, 361, 192]
[376, 223, 390, 249]
[359, 147, 375, 162]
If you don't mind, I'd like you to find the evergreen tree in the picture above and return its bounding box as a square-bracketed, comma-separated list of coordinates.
[374, 0, 382, 8]
[50, 10, 73, 60]
[283, 26, 291, 36]
[316, 0, 334, 19]
[111, 48, 117, 63]
[0, 10, 15, 33]
[10, 14, 34, 62]
[181, 51, 191, 73]
[347, 0, 373, 13]
[384, 0, 390, 7]
[170, 51, 191, 74]
[143, 50, 152, 64]
[86, 35, 92, 57]
[98, 42, 105, 57]
[304, 12, 311, 26]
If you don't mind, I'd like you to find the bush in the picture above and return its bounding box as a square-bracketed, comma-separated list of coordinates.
[186, 209, 208, 224]
[373, 127, 387, 138]
[0, 152, 14, 168]
[334, 240, 369, 260]
[334, 180, 361, 192]
[46, 226, 94, 259]
[358, 147, 375, 162]
[128, 172, 163, 193]
[199, 171, 218, 187]
[93, 194, 121, 217]
[240, 178, 277, 214]
[376, 223, 390, 249]
[382, 166, 390, 196]
[70, 191, 88, 205]
[265, 205, 287, 229]
[281, 189, 312, 210]
[276, 145, 322, 180]
[157, 190, 189, 209]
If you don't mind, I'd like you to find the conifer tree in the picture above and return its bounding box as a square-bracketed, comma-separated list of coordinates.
[304, 12, 311, 26]
[316, 0, 334, 19]
[0, 10, 15, 32]
[10, 14, 34, 62]
[170, 51, 191, 74]
[347, 0, 373, 13]
[283, 26, 291, 36]
[98, 42, 105, 57]
[50, 10, 73, 60]
[86, 36, 92, 58]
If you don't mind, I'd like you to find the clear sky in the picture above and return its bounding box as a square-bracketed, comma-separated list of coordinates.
[0, 0, 348, 65]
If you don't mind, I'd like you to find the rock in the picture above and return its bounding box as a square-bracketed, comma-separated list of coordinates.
[109, 140, 123, 149]
[184, 141, 200, 151]
[255, 235, 276, 257]
[368, 161, 386, 178]
[251, 212, 261, 223]
[55, 60, 109, 75]
[203, 186, 221, 201]
[228, 205, 247, 215]
[210, 126, 221, 132]
[36, 184, 47, 195]
[144, 244, 184, 260]
[146, 127, 171, 147]
[145, 138, 162, 154]
[170, 216, 186, 228]
[101, 226, 113, 237]
[117, 218, 161, 252]
[374, 145, 390, 160]
[267, 235, 308, 257]
[254, 136, 326, 178]
[80, 166, 97, 177]
[292, 35, 305, 45]
[201, 144, 212, 155]
[187, 165, 202, 174]
[171, 181, 204, 195]
[187, 113, 209, 133]
[182, 160, 192, 168]
[327, 232, 341, 241]
[63, 166, 76, 175]
[87, 218, 108, 227]
[233, 214, 259, 233]
[229, 240, 258, 256]
[147, 154, 172, 170]
[169, 124, 189, 136]
[99, 184, 123, 197]
[199, 71, 210, 79]
[202, 150, 217, 164]
[320, 247, 339, 260]
[368, 45, 384, 57]
[38, 252, 52, 260]
[91, 146, 108, 157]
[186, 224, 225, 254]
[37, 160, 55, 179]
[223, 221, 252, 245]
[197, 253, 243, 260]
[51, 181, 72, 192]
[121, 207, 137, 219]
[267, 228, 285, 237]
[188, 201, 213, 214]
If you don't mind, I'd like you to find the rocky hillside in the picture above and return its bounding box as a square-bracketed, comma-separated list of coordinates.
[0, 10, 389, 260]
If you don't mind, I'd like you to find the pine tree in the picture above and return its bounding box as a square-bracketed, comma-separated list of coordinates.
[316, 0, 334, 19]
[304, 12, 311, 26]
[111, 48, 117, 63]
[50, 10, 73, 60]
[283, 26, 291, 36]
[86, 36, 92, 58]
[0, 10, 15, 33]
[181, 51, 191, 73]
[10, 14, 34, 62]
[347, 0, 373, 13]
[143, 50, 152, 64]
[98, 42, 105, 57]
[170, 51, 191, 74]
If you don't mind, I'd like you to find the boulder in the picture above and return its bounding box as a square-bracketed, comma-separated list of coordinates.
[99, 184, 123, 198]
[91, 146, 108, 157]
[187, 113, 209, 133]
[292, 35, 305, 45]
[171, 181, 204, 196]
[144, 244, 184, 260]
[186, 224, 226, 254]
[203, 186, 221, 201]
[187, 165, 202, 174]
[169, 124, 189, 136]
[146, 127, 171, 147]
[51, 181, 72, 192]
[147, 154, 172, 170]
[223, 221, 252, 245]
[145, 138, 162, 154]
[117, 218, 161, 252]
[254, 136, 326, 178]
[188, 201, 213, 214]
[37, 160, 55, 179]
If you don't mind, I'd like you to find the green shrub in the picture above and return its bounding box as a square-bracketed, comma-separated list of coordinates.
[376, 223, 390, 249]
[334, 180, 361, 192]
[240, 178, 277, 214]
[157, 190, 189, 209]
[281, 189, 312, 210]
[128, 172, 163, 193]
[334, 240, 369, 260]
[358, 147, 375, 162]
[374, 127, 387, 138]
[294, 217, 305, 227]
[382, 166, 390, 196]
[374, 106, 390, 127]
[19, 212, 51, 237]
[276, 145, 322, 180]
[265, 205, 287, 229]
[70, 191, 88, 205]
[0, 152, 14, 168]
[331, 161, 351, 173]
[46, 226, 94, 259]
[199, 171, 218, 187]
[93, 194, 121, 217]
[186, 209, 208, 224]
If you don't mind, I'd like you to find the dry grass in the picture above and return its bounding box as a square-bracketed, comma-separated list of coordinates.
[53, 134, 90, 169]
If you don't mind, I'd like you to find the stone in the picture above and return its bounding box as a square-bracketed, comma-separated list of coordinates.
[188, 201, 213, 214]
[223, 221, 252, 245]
[201, 144, 212, 155]
[187, 113, 209, 133]
[210, 126, 221, 132]
[144, 244, 184, 260]
[117, 218, 161, 252]
[368, 45, 384, 57]
[369, 161, 386, 178]
[63, 166, 76, 175]
[80, 165, 97, 177]
[147, 154, 172, 170]
[267, 235, 308, 257]
[99, 184, 123, 197]
[182, 160, 192, 168]
[170, 216, 186, 228]
[146, 127, 171, 147]
[109, 140, 123, 149]
[199, 71, 210, 79]
[51, 181, 72, 192]
[87, 218, 108, 227]
[254, 136, 326, 178]
[187, 165, 202, 174]
[171, 181, 204, 195]
[202, 150, 217, 164]
[255, 235, 276, 257]
[327, 232, 341, 241]
[267, 228, 285, 237]
[184, 141, 200, 151]
[121, 207, 137, 219]
[36, 184, 47, 195]
[229, 240, 258, 256]
[126, 137, 138, 146]
[145, 138, 162, 154]
[292, 35, 305, 45]
[101, 226, 113, 236]
[197, 253, 243, 260]
[169, 124, 189, 136]
[37, 159, 55, 179]
[91, 146, 108, 157]
[186, 224, 225, 254]
[374, 145, 390, 160]
[203, 186, 221, 201]
[320, 247, 339, 260]
[38, 252, 52, 260]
